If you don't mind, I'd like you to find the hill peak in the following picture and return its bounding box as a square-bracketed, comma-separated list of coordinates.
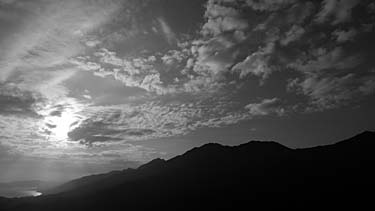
[335, 130, 375, 146]
[237, 140, 290, 149]
[353, 130, 375, 138]
[138, 158, 166, 170]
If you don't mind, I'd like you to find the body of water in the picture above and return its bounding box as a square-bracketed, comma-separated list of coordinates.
[0, 187, 42, 198]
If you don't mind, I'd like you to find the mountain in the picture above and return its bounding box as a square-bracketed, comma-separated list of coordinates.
[1, 131, 375, 210]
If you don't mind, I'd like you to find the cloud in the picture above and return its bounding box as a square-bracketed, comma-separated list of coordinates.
[359, 76, 375, 95]
[1, 0, 375, 177]
[285, 43, 371, 110]
[193, 34, 240, 75]
[231, 42, 274, 80]
[62, 95, 259, 145]
[245, 98, 285, 116]
[245, 0, 296, 11]
[157, 17, 178, 45]
[66, 102, 196, 144]
[315, 0, 360, 25]
[67, 120, 157, 145]
[280, 25, 305, 46]
[189, 0, 313, 87]
[202, 0, 248, 36]
[0, 108, 162, 181]
[71, 48, 176, 95]
[0, 0, 123, 81]
[332, 28, 358, 43]
[0, 114, 43, 149]
[185, 0, 252, 86]
[72, 44, 229, 95]
[288, 73, 375, 110]
[161, 49, 189, 66]
[0, 83, 40, 117]
[62, 0, 329, 100]
[289, 47, 362, 74]
[201, 14, 248, 37]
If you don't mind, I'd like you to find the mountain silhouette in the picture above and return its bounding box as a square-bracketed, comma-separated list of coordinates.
[1, 131, 374, 210]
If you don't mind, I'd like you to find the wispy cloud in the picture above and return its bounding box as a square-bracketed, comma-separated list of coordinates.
[0, 0, 122, 81]
[245, 98, 286, 116]
[315, 0, 360, 25]
[65, 96, 260, 145]
[157, 17, 178, 45]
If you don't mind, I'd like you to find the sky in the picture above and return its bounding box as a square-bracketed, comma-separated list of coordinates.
[0, 0, 374, 182]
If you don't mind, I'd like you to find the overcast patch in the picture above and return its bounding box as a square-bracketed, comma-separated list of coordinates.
[0, 84, 40, 117]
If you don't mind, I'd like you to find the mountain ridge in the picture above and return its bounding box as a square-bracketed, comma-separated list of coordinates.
[15, 131, 375, 196]
[1, 131, 375, 210]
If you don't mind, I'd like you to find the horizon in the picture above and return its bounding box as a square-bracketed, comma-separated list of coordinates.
[1, 0, 375, 184]
[1, 127, 375, 210]
[0, 131, 375, 200]
[1, 130, 373, 185]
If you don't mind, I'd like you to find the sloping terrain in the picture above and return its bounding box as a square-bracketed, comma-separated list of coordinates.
[1, 131, 374, 210]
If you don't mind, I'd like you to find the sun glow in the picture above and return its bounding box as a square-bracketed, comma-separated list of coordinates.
[48, 111, 79, 140]
[39, 100, 84, 142]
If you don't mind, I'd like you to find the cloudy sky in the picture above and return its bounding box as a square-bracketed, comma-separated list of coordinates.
[0, 0, 374, 182]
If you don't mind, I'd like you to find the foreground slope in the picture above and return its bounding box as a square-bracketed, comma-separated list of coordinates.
[1, 131, 375, 210]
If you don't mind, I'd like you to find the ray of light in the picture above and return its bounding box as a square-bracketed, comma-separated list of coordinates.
[38, 98, 86, 145]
